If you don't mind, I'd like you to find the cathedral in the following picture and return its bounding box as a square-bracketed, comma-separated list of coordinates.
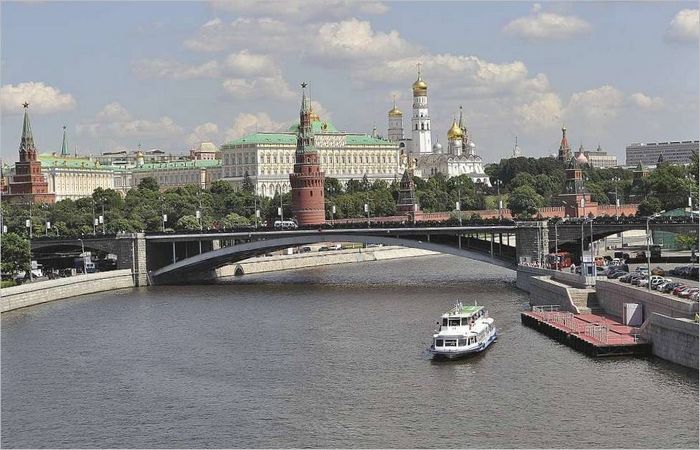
[387, 67, 491, 187]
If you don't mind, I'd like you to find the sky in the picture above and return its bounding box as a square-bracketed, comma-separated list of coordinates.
[1, 0, 698, 164]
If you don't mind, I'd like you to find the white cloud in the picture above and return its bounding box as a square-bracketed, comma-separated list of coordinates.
[311, 19, 417, 63]
[514, 92, 563, 129]
[187, 122, 220, 146]
[503, 8, 591, 40]
[77, 102, 184, 139]
[131, 59, 220, 79]
[224, 50, 279, 76]
[629, 92, 664, 110]
[222, 76, 296, 100]
[665, 9, 699, 42]
[207, 0, 388, 21]
[224, 112, 287, 141]
[0, 81, 76, 114]
[566, 85, 624, 121]
[185, 17, 293, 53]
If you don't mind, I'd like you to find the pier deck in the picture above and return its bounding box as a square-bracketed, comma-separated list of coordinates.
[521, 310, 651, 357]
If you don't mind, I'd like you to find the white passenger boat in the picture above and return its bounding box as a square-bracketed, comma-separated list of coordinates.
[429, 302, 497, 359]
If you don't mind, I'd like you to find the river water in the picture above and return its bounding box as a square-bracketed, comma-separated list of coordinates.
[2, 255, 698, 448]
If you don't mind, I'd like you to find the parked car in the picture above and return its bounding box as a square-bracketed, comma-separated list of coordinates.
[610, 271, 628, 279]
[650, 277, 669, 289]
[690, 292, 699, 301]
[651, 267, 665, 276]
[635, 267, 649, 274]
[673, 285, 689, 295]
[631, 275, 646, 286]
[619, 273, 633, 283]
[662, 282, 681, 293]
[679, 288, 698, 299]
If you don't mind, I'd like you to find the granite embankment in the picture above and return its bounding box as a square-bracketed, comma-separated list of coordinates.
[217, 246, 438, 277]
[517, 266, 699, 369]
[1, 269, 136, 313]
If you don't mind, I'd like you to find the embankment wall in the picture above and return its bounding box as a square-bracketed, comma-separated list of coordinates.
[1, 269, 135, 313]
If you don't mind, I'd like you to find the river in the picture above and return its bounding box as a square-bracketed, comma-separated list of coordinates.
[2, 255, 697, 448]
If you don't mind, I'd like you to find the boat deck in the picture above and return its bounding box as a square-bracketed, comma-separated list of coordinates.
[521, 310, 651, 357]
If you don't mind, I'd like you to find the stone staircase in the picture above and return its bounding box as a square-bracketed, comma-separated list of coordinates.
[568, 289, 604, 314]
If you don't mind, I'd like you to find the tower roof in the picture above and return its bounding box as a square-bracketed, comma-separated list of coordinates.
[20, 102, 37, 155]
[447, 117, 463, 139]
[559, 125, 570, 151]
[60, 125, 69, 156]
[412, 63, 428, 96]
[388, 96, 402, 117]
[300, 82, 311, 113]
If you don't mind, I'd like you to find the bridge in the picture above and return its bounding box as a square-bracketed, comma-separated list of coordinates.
[30, 218, 696, 286]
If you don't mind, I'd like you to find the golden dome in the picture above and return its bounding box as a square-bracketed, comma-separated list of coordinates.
[388, 97, 402, 117]
[412, 77, 428, 96]
[447, 119, 463, 139]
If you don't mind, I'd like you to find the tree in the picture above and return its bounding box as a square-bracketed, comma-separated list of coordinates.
[221, 212, 251, 228]
[175, 215, 201, 231]
[360, 174, 371, 191]
[242, 171, 255, 193]
[508, 185, 545, 218]
[637, 197, 663, 216]
[675, 234, 698, 251]
[1, 233, 30, 275]
[138, 177, 160, 191]
[209, 180, 235, 196]
[324, 177, 344, 197]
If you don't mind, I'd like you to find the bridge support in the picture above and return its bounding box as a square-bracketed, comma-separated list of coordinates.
[515, 221, 549, 265]
[127, 232, 148, 286]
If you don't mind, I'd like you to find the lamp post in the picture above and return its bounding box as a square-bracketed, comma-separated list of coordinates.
[92, 200, 97, 235]
[456, 187, 462, 227]
[554, 218, 565, 271]
[26, 200, 33, 282]
[496, 179, 502, 220]
[364, 200, 370, 228]
[100, 197, 105, 235]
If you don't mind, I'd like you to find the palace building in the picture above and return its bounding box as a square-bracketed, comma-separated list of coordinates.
[220, 104, 401, 199]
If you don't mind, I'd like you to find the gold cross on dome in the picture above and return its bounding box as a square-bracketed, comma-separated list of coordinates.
[417, 62, 422, 76]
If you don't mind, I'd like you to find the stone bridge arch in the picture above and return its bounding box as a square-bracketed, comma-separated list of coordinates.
[150, 234, 516, 285]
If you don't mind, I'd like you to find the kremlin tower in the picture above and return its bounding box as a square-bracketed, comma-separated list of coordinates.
[387, 95, 404, 142]
[5, 103, 55, 204]
[557, 125, 571, 161]
[290, 83, 325, 226]
[410, 64, 432, 156]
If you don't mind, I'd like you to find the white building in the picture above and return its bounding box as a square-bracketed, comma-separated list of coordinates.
[583, 144, 618, 168]
[38, 154, 115, 201]
[626, 140, 698, 166]
[220, 117, 401, 197]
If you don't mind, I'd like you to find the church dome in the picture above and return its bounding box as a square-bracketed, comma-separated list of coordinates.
[388, 104, 402, 117]
[447, 120, 463, 139]
[412, 77, 428, 96]
[576, 145, 588, 164]
[433, 142, 443, 152]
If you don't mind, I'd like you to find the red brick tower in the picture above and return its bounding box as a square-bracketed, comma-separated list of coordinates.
[5, 103, 55, 204]
[290, 83, 325, 226]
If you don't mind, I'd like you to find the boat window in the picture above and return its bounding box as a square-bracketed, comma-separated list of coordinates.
[449, 318, 461, 327]
[458, 339, 467, 346]
[461, 318, 470, 326]
[442, 318, 448, 326]
[444, 340, 457, 347]
[435, 339, 443, 347]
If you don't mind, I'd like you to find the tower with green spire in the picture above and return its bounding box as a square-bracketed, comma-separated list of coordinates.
[6, 103, 55, 203]
[60, 125, 69, 157]
[290, 82, 325, 225]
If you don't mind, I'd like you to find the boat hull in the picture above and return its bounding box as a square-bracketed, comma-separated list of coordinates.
[429, 330, 497, 360]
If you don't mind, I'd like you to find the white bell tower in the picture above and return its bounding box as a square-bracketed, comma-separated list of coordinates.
[410, 63, 432, 156]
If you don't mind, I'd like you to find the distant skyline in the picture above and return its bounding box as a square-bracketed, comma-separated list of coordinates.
[1, 1, 698, 163]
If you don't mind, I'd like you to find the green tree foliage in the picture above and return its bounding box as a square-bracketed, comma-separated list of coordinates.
[324, 177, 344, 197]
[675, 233, 698, 251]
[637, 197, 663, 216]
[1, 233, 30, 274]
[137, 177, 160, 191]
[508, 185, 545, 218]
[221, 212, 251, 228]
[242, 171, 255, 193]
[176, 215, 201, 231]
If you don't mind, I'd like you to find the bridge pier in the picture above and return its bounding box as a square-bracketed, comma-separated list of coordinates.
[515, 221, 549, 265]
[128, 233, 148, 286]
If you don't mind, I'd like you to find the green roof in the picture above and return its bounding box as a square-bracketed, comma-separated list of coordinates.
[132, 159, 221, 172]
[346, 135, 394, 146]
[39, 154, 113, 171]
[224, 133, 296, 147]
